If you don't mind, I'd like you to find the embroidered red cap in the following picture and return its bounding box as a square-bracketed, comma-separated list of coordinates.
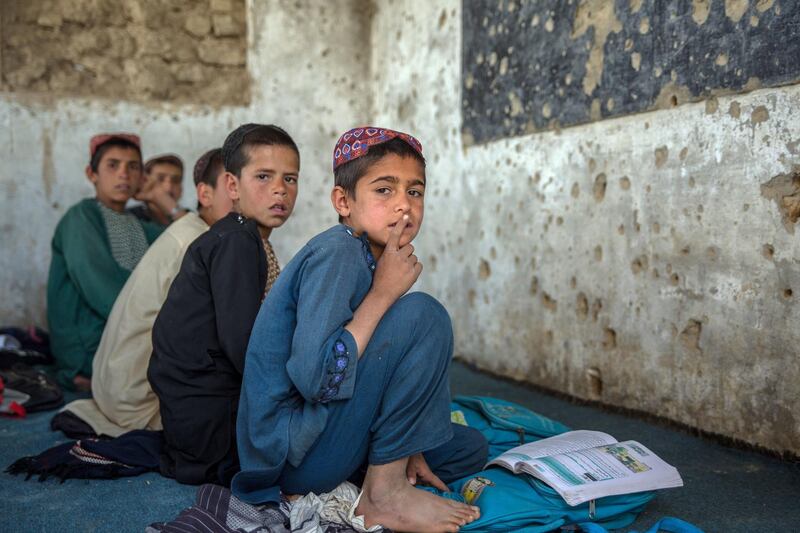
[89, 133, 141, 159]
[333, 127, 423, 171]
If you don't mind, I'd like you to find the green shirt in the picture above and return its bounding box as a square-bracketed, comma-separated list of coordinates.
[47, 198, 162, 389]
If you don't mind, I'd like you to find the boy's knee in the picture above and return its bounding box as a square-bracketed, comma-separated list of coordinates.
[391, 292, 451, 332]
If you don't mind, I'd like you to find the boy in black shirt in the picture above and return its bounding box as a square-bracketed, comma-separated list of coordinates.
[148, 124, 299, 485]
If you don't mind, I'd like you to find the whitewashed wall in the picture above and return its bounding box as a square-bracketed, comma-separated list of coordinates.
[370, 0, 800, 455]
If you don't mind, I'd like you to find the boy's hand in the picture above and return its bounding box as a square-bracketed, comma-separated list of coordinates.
[137, 183, 179, 216]
[372, 214, 423, 303]
[133, 174, 155, 201]
[346, 214, 423, 358]
[407, 453, 449, 491]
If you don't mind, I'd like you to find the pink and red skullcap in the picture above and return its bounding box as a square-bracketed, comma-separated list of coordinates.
[89, 133, 141, 158]
[333, 127, 422, 171]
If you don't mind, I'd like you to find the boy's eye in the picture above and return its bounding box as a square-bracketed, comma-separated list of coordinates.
[376, 187, 391, 194]
[257, 173, 271, 181]
[284, 176, 297, 184]
[409, 189, 424, 197]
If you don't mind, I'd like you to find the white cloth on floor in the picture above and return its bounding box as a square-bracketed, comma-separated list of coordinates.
[290, 482, 383, 533]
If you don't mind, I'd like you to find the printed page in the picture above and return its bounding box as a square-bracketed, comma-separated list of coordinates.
[487, 430, 618, 471]
[520, 440, 683, 506]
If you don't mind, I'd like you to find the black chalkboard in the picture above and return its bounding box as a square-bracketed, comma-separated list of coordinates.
[462, 0, 800, 145]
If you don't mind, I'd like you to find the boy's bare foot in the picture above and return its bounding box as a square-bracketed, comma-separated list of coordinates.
[72, 375, 91, 392]
[356, 459, 480, 532]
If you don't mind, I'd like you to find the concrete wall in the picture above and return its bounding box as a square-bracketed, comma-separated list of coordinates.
[370, 0, 800, 455]
[2, 0, 798, 455]
[0, 0, 371, 327]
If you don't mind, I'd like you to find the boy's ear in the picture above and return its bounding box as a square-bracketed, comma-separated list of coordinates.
[225, 172, 240, 201]
[196, 182, 213, 208]
[85, 165, 97, 184]
[330, 186, 351, 218]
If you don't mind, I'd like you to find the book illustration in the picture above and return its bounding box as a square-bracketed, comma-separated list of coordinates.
[602, 445, 651, 474]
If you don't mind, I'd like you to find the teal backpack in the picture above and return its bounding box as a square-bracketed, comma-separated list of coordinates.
[437, 396, 704, 533]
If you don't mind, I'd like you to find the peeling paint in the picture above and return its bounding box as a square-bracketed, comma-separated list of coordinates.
[41, 129, 54, 200]
[542, 292, 557, 312]
[756, 0, 776, 12]
[479, 258, 491, 279]
[724, 0, 750, 23]
[760, 167, 800, 233]
[593, 172, 607, 201]
[751, 105, 770, 124]
[679, 319, 703, 355]
[654, 146, 669, 168]
[692, 0, 711, 25]
[571, 0, 622, 97]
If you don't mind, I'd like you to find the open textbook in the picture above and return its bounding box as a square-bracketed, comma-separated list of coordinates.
[487, 430, 683, 506]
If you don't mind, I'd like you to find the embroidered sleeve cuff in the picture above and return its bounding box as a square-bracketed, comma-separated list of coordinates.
[314, 329, 358, 403]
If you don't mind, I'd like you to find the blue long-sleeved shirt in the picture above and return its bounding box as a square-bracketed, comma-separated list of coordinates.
[232, 224, 377, 504]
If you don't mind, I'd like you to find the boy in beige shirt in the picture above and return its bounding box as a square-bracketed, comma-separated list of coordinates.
[61, 149, 232, 437]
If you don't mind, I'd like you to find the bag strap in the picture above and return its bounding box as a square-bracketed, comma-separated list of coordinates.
[577, 517, 705, 533]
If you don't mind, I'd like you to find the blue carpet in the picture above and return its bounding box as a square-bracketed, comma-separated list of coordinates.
[0, 391, 195, 533]
[1, 362, 799, 532]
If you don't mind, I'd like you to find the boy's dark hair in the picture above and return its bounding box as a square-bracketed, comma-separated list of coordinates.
[193, 148, 225, 210]
[90, 139, 142, 173]
[194, 149, 224, 188]
[333, 137, 426, 199]
[145, 154, 184, 175]
[221, 124, 300, 178]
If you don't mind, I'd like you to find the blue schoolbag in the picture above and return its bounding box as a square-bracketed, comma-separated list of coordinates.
[442, 396, 701, 532]
[450, 396, 571, 459]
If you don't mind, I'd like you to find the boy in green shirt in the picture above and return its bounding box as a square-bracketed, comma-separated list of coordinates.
[47, 133, 162, 391]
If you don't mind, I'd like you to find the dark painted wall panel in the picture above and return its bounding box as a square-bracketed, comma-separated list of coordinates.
[462, 0, 800, 145]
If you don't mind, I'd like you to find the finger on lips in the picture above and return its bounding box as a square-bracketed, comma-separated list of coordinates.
[386, 213, 407, 250]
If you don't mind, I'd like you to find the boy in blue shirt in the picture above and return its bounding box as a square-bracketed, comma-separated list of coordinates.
[234, 127, 485, 532]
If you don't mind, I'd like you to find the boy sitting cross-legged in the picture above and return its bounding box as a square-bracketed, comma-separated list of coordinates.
[60, 148, 233, 438]
[233, 127, 487, 532]
[47, 133, 163, 391]
[148, 125, 299, 486]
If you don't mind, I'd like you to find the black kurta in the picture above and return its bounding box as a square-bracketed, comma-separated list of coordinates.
[148, 212, 267, 485]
